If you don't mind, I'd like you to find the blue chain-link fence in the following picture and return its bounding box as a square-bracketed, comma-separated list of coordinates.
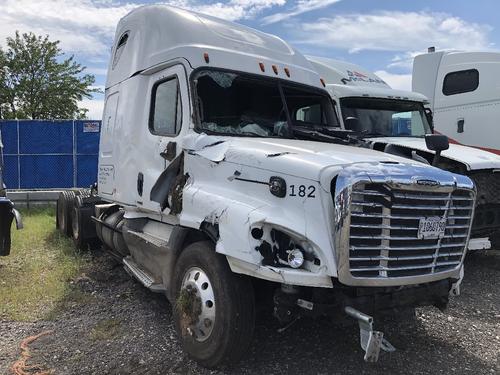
[0, 120, 101, 189]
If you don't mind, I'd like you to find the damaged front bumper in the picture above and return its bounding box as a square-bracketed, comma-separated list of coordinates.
[273, 278, 453, 361]
[0, 197, 23, 256]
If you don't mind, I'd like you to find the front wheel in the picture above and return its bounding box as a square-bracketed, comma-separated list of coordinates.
[172, 241, 255, 368]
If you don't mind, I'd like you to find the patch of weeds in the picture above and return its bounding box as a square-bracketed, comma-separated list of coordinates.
[175, 287, 202, 336]
[0, 207, 88, 321]
[90, 318, 122, 341]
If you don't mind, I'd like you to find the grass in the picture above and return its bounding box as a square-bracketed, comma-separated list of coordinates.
[89, 318, 122, 341]
[0, 207, 87, 321]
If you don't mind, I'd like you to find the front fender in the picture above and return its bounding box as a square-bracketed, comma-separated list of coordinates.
[180, 153, 337, 287]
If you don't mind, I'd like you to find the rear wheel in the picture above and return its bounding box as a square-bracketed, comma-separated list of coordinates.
[71, 195, 100, 250]
[172, 241, 255, 368]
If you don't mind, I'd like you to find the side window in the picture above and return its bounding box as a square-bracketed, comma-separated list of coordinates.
[295, 104, 323, 124]
[112, 32, 129, 69]
[442, 69, 479, 96]
[149, 77, 182, 136]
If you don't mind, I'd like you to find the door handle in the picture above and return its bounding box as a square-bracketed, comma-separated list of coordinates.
[457, 118, 464, 133]
[137, 172, 144, 197]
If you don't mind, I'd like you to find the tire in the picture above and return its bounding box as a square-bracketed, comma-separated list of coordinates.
[57, 191, 74, 236]
[172, 241, 255, 368]
[0, 204, 14, 256]
[71, 204, 86, 250]
[71, 195, 100, 251]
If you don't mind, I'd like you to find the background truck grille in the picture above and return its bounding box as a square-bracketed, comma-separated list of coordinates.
[468, 171, 500, 238]
[349, 183, 474, 279]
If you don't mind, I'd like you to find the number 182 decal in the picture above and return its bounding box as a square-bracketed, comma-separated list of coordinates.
[289, 184, 316, 198]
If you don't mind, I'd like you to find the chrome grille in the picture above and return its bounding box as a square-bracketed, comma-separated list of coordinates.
[348, 183, 474, 279]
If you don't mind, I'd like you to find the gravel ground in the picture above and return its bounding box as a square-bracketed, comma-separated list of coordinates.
[1, 249, 499, 375]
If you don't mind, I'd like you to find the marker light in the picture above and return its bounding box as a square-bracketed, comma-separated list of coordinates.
[284, 67, 290, 77]
[203, 52, 210, 63]
[320, 78, 326, 87]
[269, 176, 286, 198]
[272, 65, 278, 75]
[287, 248, 304, 269]
[259, 62, 265, 72]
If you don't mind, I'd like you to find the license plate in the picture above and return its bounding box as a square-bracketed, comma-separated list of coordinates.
[417, 217, 447, 239]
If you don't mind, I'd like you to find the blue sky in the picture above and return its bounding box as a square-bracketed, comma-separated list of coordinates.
[0, 0, 497, 119]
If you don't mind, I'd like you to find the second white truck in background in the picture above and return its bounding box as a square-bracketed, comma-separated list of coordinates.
[308, 56, 500, 250]
[413, 49, 500, 155]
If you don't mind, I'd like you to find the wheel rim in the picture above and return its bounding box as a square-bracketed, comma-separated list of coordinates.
[180, 267, 216, 342]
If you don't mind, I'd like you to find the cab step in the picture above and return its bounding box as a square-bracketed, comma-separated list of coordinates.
[123, 256, 166, 293]
[127, 229, 168, 248]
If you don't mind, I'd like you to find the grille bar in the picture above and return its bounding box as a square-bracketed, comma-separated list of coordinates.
[350, 252, 463, 261]
[350, 234, 468, 240]
[350, 242, 467, 251]
[351, 212, 472, 220]
[352, 201, 473, 210]
[350, 260, 461, 273]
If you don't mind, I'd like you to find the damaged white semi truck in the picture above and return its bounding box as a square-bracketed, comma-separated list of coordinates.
[57, 5, 477, 367]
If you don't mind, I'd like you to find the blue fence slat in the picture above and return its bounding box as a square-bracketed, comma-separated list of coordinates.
[75, 120, 101, 154]
[19, 120, 73, 154]
[1, 121, 19, 154]
[3, 155, 19, 189]
[77, 155, 99, 187]
[20, 155, 74, 189]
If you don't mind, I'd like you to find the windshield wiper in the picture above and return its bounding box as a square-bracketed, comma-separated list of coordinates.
[293, 127, 350, 145]
[356, 131, 387, 138]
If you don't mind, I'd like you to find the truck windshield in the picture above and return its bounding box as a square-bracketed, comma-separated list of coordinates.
[340, 98, 432, 137]
[193, 69, 339, 137]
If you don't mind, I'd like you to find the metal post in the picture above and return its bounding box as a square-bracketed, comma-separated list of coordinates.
[17, 120, 20, 189]
[73, 120, 77, 188]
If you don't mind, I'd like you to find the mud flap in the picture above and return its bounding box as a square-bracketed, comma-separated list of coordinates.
[345, 306, 396, 362]
[0, 200, 15, 256]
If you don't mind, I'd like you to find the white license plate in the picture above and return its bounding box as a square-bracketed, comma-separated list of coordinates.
[417, 217, 447, 239]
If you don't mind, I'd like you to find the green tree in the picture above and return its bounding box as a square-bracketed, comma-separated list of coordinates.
[0, 32, 100, 120]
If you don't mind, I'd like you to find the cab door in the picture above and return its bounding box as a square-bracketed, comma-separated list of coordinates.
[138, 64, 189, 215]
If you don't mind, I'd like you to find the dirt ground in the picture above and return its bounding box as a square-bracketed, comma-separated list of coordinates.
[1, 249, 499, 375]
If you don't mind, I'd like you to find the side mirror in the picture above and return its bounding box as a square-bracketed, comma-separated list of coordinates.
[425, 134, 449, 166]
[344, 116, 360, 131]
[424, 108, 434, 132]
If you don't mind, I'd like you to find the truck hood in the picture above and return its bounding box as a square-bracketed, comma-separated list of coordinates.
[368, 137, 500, 171]
[183, 134, 425, 181]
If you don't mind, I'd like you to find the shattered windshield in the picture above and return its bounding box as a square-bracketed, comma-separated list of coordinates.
[340, 98, 432, 137]
[192, 69, 339, 137]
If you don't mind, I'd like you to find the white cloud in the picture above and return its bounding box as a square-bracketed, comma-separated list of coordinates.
[0, 0, 287, 58]
[79, 98, 104, 120]
[180, 0, 286, 21]
[0, 0, 136, 56]
[85, 67, 109, 76]
[262, 0, 341, 25]
[374, 70, 412, 91]
[297, 11, 494, 54]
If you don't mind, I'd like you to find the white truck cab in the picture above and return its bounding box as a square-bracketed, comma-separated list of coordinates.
[57, 6, 476, 367]
[308, 56, 500, 251]
[413, 49, 500, 155]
